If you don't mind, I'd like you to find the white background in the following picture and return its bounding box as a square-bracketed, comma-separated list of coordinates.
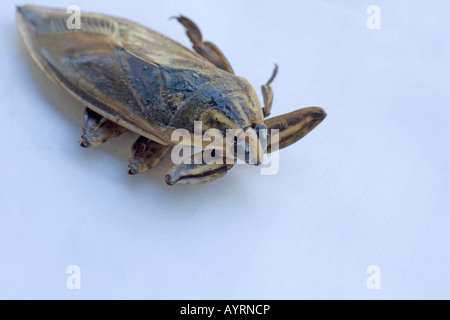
[1, 0, 448, 299]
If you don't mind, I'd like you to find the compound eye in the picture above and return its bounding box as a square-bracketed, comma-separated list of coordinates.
[254, 124, 269, 151]
[254, 124, 266, 132]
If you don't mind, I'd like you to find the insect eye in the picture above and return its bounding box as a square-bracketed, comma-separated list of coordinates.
[254, 124, 266, 133]
[254, 124, 269, 151]
[233, 133, 250, 162]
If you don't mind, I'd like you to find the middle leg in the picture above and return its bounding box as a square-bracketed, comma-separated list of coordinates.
[128, 136, 170, 175]
[174, 15, 234, 74]
[261, 64, 278, 118]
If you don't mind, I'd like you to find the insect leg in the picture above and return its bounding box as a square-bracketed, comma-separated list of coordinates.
[261, 64, 278, 118]
[165, 152, 234, 185]
[265, 107, 326, 153]
[80, 108, 128, 147]
[173, 15, 234, 74]
[128, 136, 170, 175]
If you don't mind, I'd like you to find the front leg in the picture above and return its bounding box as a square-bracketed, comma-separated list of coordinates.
[165, 151, 234, 185]
[265, 107, 327, 153]
[173, 15, 234, 74]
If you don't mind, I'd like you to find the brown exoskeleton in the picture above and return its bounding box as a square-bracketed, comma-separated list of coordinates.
[17, 5, 326, 185]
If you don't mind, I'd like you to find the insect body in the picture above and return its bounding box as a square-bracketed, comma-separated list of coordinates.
[17, 5, 326, 185]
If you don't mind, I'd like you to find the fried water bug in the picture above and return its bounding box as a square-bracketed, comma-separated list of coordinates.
[17, 5, 326, 185]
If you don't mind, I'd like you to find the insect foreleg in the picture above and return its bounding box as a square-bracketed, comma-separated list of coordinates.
[265, 107, 326, 153]
[165, 151, 234, 185]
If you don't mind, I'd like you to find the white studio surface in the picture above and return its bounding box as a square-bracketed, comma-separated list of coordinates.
[0, 0, 448, 299]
